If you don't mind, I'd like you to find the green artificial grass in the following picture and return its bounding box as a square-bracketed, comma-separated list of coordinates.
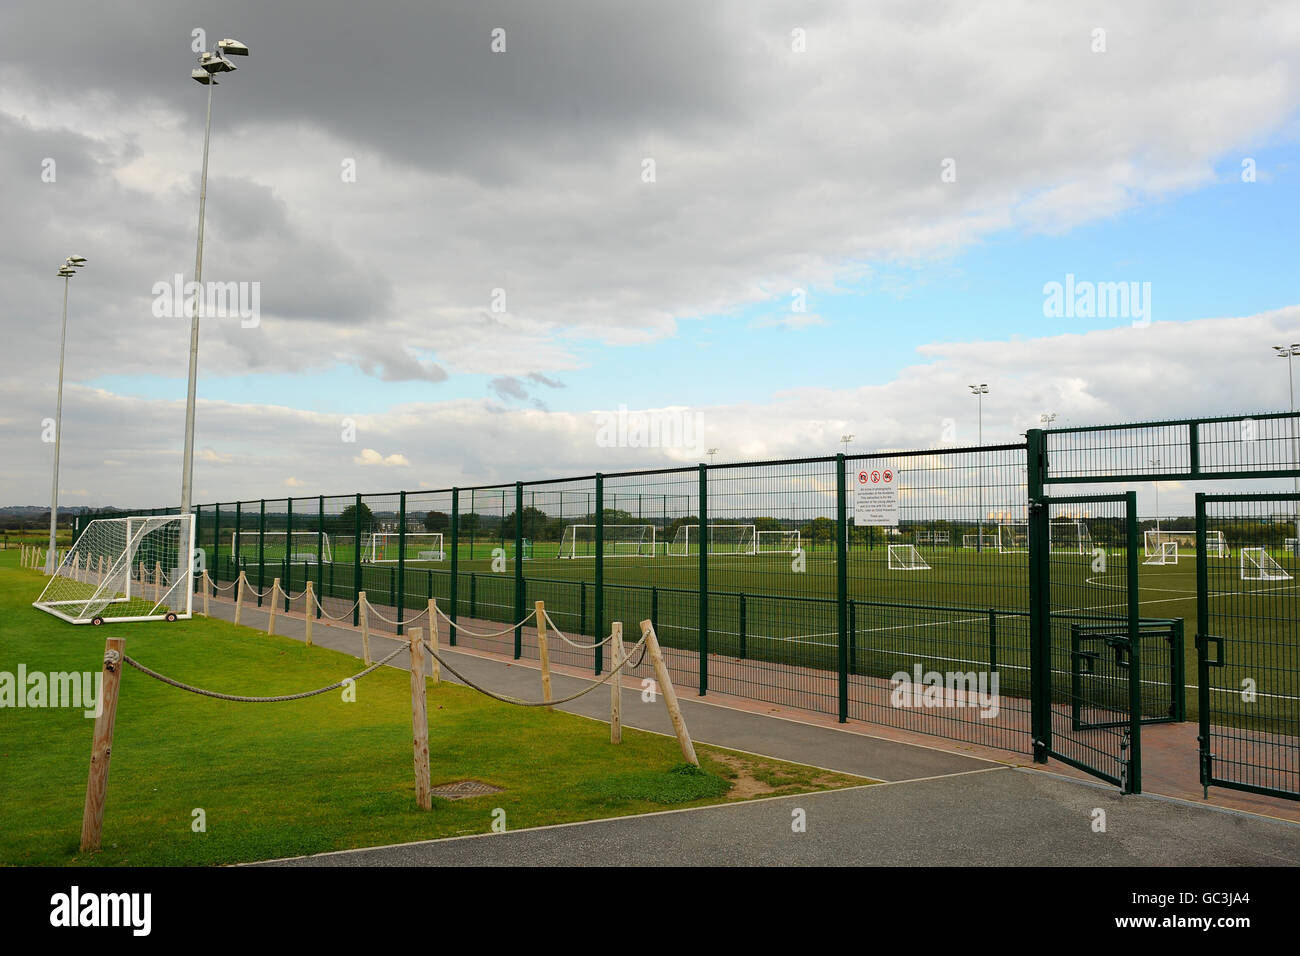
[0, 550, 868, 866]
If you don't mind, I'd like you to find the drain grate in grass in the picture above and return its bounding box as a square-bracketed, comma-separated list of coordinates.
[430, 780, 505, 800]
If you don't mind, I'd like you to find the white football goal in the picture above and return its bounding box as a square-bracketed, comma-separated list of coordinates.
[367, 532, 444, 562]
[667, 524, 756, 556]
[998, 524, 1028, 553]
[1241, 547, 1292, 582]
[962, 532, 997, 549]
[1143, 541, 1178, 566]
[1206, 531, 1229, 558]
[231, 530, 332, 565]
[756, 530, 801, 554]
[33, 514, 195, 625]
[558, 524, 656, 559]
[888, 544, 930, 570]
[1049, 520, 1093, 554]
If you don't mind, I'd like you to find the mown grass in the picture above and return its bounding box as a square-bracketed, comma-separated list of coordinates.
[0, 550, 869, 866]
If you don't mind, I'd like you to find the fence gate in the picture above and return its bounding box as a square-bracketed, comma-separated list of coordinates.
[1196, 493, 1300, 800]
[1037, 492, 1142, 792]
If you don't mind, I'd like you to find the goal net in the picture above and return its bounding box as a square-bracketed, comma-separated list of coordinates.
[962, 532, 997, 549]
[1143, 541, 1178, 566]
[1049, 520, 1093, 554]
[667, 524, 756, 556]
[558, 524, 655, 559]
[33, 514, 195, 625]
[1144, 530, 1195, 558]
[998, 524, 1028, 553]
[1206, 531, 1229, 558]
[1241, 547, 1292, 581]
[888, 544, 930, 571]
[232, 530, 332, 565]
[367, 532, 444, 562]
[756, 530, 801, 554]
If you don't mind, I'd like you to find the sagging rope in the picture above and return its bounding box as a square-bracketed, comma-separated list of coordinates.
[430, 601, 536, 639]
[423, 633, 648, 708]
[308, 591, 363, 621]
[363, 602, 431, 627]
[542, 608, 616, 650]
[121, 644, 406, 703]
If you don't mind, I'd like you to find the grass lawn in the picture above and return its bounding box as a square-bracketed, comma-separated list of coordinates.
[0, 550, 870, 866]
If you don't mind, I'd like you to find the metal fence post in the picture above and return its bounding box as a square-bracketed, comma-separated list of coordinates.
[284, 497, 293, 611]
[449, 488, 459, 645]
[397, 491, 407, 636]
[698, 462, 708, 695]
[594, 474, 604, 674]
[1026, 428, 1050, 763]
[257, 499, 266, 607]
[515, 481, 524, 659]
[836, 453, 849, 722]
[1125, 489, 1142, 794]
[316, 495, 324, 617]
[352, 493, 363, 627]
[233, 502, 241, 596]
[212, 503, 221, 598]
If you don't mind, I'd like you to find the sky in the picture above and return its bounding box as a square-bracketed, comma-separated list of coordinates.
[2, 0, 1299, 516]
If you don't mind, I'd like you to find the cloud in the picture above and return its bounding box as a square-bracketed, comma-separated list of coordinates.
[352, 448, 410, 467]
[750, 313, 827, 330]
[284, 476, 306, 487]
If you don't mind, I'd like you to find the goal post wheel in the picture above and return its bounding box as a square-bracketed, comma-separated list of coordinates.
[91, 616, 104, 627]
[165, 612, 178, 622]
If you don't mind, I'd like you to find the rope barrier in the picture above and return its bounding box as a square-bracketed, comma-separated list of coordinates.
[363, 602, 430, 627]
[308, 591, 363, 621]
[121, 645, 406, 703]
[430, 602, 536, 639]
[424, 634, 647, 708]
[541, 608, 617, 650]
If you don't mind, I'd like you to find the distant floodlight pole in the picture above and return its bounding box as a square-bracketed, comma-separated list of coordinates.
[179, 38, 249, 517]
[840, 433, 854, 455]
[969, 384, 989, 552]
[45, 257, 88, 574]
[1273, 344, 1300, 553]
[706, 448, 718, 466]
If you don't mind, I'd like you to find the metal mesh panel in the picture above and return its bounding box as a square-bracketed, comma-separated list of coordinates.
[846, 446, 1032, 750]
[1199, 495, 1300, 799]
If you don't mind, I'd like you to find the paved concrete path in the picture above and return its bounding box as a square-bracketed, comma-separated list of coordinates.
[256, 768, 1300, 867]
[204, 600, 1300, 867]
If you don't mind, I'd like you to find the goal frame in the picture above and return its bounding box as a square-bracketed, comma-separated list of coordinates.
[888, 543, 930, 571]
[557, 524, 656, 559]
[756, 530, 801, 554]
[998, 523, 1028, 554]
[1240, 547, 1292, 581]
[33, 514, 196, 625]
[231, 530, 333, 565]
[667, 524, 757, 557]
[366, 532, 444, 563]
[1143, 541, 1178, 565]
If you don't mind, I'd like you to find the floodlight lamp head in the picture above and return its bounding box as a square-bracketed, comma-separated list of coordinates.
[66, 255, 87, 264]
[217, 38, 250, 56]
[191, 68, 215, 84]
[199, 52, 237, 74]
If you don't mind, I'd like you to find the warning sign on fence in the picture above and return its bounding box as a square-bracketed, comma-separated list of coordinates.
[853, 467, 898, 526]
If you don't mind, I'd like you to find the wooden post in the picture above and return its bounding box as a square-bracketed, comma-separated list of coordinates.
[610, 621, 624, 744]
[201, 570, 211, 616]
[304, 581, 315, 647]
[154, 561, 162, 603]
[408, 627, 432, 810]
[359, 591, 371, 665]
[97, 555, 105, 586]
[80, 636, 125, 852]
[234, 570, 247, 626]
[426, 599, 440, 685]
[268, 578, 280, 635]
[641, 621, 698, 766]
[535, 600, 553, 709]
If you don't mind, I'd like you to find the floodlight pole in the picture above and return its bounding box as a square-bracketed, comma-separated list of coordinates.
[45, 270, 73, 574]
[179, 77, 215, 518]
